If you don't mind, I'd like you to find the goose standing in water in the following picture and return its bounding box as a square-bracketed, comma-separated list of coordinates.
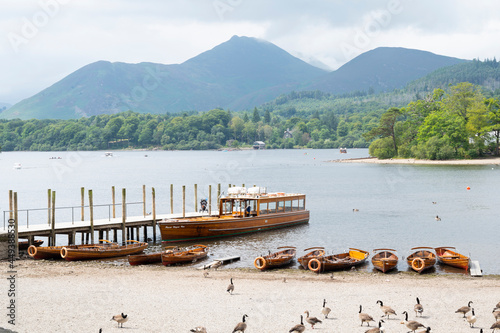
[288, 315, 305, 333]
[227, 278, 234, 295]
[111, 313, 128, 328]
[401, 311, 425, 332]
[377, 300, 397, 319]
[232, 314, 248, 333]
[456, 301, 473, 318]
[321, 299, 332, 319]
[359, 305, 375, 326]
[414, 297, 424, 317]
[304, 310, 322, 329]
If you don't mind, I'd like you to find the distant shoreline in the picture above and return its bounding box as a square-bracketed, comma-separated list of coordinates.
[329, 156, 500, 165]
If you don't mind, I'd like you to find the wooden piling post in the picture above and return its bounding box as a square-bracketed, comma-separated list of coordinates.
[122, 188, 126, 244]
[80, 187, 85, 221]
[14, 192, 19, 258]
[182, 185, 186, 218]
[142, 184, 146, 217]
[69, 231, 75, 245]
[89, 189, 94, 244]
[208, 185, 212, 215]
[9, 190, 13, 220]
[217, 183, 221, 206]
[113, 229, 118, 243]
[194, 184, 198, 212]
[51, 191, 56, 246]
[170, 184, 173, 214]
[47, 189, 51, 225]
[112, 186, 116, 218]
[152, 187, 157, 242]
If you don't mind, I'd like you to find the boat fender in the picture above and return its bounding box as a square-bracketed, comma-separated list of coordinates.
[60, 247, 68, 259]
[411, 257, 425, 271]
[27, 245, 37, 257]
[308, 258, 322, 273]
[254, 257, 267, 270]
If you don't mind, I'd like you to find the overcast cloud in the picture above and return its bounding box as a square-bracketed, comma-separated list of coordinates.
[1, 0, 500, 104]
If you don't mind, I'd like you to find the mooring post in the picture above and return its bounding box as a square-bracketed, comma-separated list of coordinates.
[89, 189, 94, 244]
[152, 187, 156, 242]
[182, 185, 186, 218]
[47, 189, 51, 225]
[122, 188, 126, 244]
[14, 192, 19, 258]
[8, 190, 13, 220]
[51, 190, 56, 246]
[207, 185, 212, 215]
[112, 186, 116, 219]
[194, 184, 198, 212]
[142, 184, 146, 217]
[80, 187, 84, 221]
[170, 184, 173, 214]
[69, 231, 75, 245]
[217, 183, 221, 207]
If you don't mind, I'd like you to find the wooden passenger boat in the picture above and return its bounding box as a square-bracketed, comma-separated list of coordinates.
[161, 244, 209, 266]
[298, 247, 325, 269]
[61, 240, 148, 261]
[371, 248, 398, 273]
[308, 248, 369, 273]
[253, 246, 296, 270]
[128, 252, 162, 266]
[407, 247, 436, 273]
[19, 239, 43, 251]
[434, 247, 470, 270]
[158, 187, 309, 243]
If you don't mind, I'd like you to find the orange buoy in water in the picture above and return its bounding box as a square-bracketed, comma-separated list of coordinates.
[466, 186, 471, 190]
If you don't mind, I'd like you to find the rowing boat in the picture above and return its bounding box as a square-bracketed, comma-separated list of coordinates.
[407, 247, 436, 273]
[308, 248, 369, 273]
[28, 244, 96, 260]
[161, 244, 209, 266]
[371, 248, 398, 273]
[128, 252, 162, 266]
[61, 240, 148, 261]
[19, 239, 43, 250]
[434, 247, 470, 270]
[298, 247, 325, 269]
[254, 246, 296, 270]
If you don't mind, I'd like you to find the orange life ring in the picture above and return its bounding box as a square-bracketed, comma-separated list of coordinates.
[308, 258, 322, 273]
[27, 245, 37, 257]
[411, 258, 425, 271]
[254, 257, 267, 270]
[60, 247, 68, 259]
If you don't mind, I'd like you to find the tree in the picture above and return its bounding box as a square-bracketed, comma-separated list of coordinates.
[484, 98, 500, 155]
[252, 107, 261, 123]
[264, 109, 271, 124]
[364, 107, 402, 155]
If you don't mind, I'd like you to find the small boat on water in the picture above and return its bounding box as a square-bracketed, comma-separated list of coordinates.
[298, 247, 325, 269]
[61, 240, 148, 261]
[434, 246, 470, 270]
[254, 246, 296, 270]
[407, 247, 436, 273]
[128, 252, 162, 266]
[161, 244, 209, 266]
[371, 248, 398, 273]
[19, 239, 43, 251]
[308, 248, 369, 273]
[158, 187, 309, 243]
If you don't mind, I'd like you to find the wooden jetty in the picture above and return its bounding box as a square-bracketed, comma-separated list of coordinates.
[469, 260, 482, 277]
[197, 256, 241, 270]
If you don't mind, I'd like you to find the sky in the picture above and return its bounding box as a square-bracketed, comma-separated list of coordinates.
[1, 0, 500, 105]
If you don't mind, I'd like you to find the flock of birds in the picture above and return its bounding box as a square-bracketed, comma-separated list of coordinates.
[102, 281, 500, 332]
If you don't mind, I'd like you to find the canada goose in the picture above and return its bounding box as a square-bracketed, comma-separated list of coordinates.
[353, 209, 359, 212]
[359, 305, 375, 326]
[322, 299, 332, 318]
[497, 302, 500, 308]
[456, 301, 473, 318]
[211, 260, 222, 270]
[493, 308, 500, 320]
[414, 297, 424, 317]
[491, 320, 500, 332]
[304, 310, 322, 328]
[289, 315, 305, 333]
[190, 327, 207, 333]
[232, 314, 248, 333]
[466, 308, 477, 328]
[377, 300, 397, 319]
[435, 215, 441, 221]
[227, 278, 234, 294]
[401, 311, 425, 332]
[203, 271, 209, 278]
[111, 313, 128, 328]
[364, 319, 385, 333]
[416, 328, 431, 333]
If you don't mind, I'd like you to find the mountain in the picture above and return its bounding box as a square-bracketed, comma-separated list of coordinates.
[0, 102, 11, 114]
[3, 36, 326, 120]
[303, 47, 466, 94]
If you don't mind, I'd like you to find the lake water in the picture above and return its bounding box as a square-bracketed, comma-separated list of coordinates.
[1, 149, 498, 274]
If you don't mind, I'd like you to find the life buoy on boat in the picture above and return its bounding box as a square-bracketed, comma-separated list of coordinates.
[308, 258, 322, 273]
[60, 247, 68, 259]
[411, 258, 425, 271]
[27, 245, 37, 257]
[254, 257, 267, 270]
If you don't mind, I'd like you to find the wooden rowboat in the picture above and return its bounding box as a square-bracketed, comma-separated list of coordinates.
[407, 247, 436, 273]
[298, 247, 325, 269]
[128, 252, 162, 266]
[254, 246, 296, 270]
[308, 248, 369, 273]
[371, 248, 398, 273]
[28, 244, 96, 260]
[61, 240, 148, 261]
[19, 239, 43, 250]
[161, 244, 209, 266]
[434, 247, 470, 270]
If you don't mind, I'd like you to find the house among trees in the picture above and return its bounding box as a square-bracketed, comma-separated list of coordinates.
[283, 128, 293, 139]
[253, 141, 265, 149]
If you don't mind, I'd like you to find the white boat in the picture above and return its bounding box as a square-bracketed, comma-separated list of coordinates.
[13, 163, 21, 169]
[104, 152, 113, 157]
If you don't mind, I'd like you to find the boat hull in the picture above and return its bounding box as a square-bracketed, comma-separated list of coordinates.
[28, 244, 92, 260]
[128, 252, 162, 266]
[434, 247, 469, 270]
[19, 239, 43, 251]
[407, 249, 436, 273]
[371, 250, 398, 273]
[297, 248, 325, 270]
[254, 248, 296, 270]
[308, 248, 369, 273]
[161, 245, 209, 265]
[61, 242, 148, 261]
[159, 211, 309, 243]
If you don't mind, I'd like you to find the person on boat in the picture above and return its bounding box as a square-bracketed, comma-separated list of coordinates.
[245, 205, 251, 217]
[200, 199, 208, 213]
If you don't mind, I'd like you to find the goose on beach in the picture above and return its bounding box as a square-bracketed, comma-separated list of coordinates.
[456, 301, 473, 317]
[491, 320, 500, 332]
[377, 300, 397, 319]
[111, 313, 128, 328]
[466, 308, 477, 328]
[494, 308, 500, 320]
[322, 299, 332, 318]
[288, 315, 305, 333]
[401, 311, 425, 332]
[304, 310, 322, 329]
[190, 327, 207, 333]
[359, 305, 375, 326]
[364, 319, 385, 333]
[227, 278, 234, 294]
[414, 297, 424, 317]
[232, 314, 248, 333]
